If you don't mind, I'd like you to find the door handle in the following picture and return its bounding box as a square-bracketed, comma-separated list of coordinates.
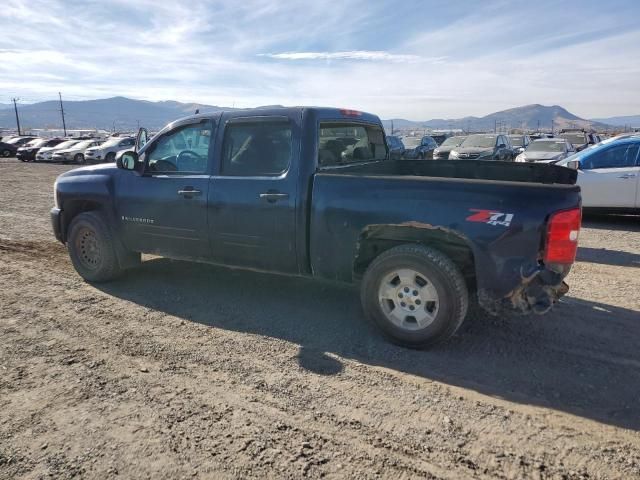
[259, 191, 289, 203]
[618, 174, 637, 179]
[178, 188, 202, 197]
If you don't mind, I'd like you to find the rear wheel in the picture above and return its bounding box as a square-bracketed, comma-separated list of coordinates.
[67, 211, 122, 282]
[1, 149, 11, 157]
[361, 244, 468, 348]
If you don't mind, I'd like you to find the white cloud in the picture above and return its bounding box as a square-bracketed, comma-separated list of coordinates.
[258, 51, 433, 63]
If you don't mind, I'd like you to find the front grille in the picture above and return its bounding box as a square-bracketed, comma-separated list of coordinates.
[458, 153, 480, 159]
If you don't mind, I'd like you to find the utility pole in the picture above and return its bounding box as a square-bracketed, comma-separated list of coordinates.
[390, 120, 394, 135]
[494, 119, 497, 134]
[12, 98, 22, 136]
[58, 92, 67, 136]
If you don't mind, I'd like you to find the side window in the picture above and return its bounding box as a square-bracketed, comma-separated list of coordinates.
[221, 121, 292, 176]
[146, 121, 212, 173]
[583, 144, 639, 170]
[120, 138, 135, 147]
[318, 122, 387, 166]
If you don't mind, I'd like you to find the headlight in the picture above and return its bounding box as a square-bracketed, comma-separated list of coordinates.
[449, 150, 459, 159]
[515, 153, 526, 162]
[433, 149, 440, 156]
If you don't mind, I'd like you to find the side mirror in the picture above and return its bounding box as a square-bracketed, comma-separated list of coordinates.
[135, 127, 148, 152]
[566, 160, 580, 170]
[116, 151, 138, 170]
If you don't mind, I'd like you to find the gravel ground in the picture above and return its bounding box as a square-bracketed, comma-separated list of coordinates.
[1, 157, 639, 479]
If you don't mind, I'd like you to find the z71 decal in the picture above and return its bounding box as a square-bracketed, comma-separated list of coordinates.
[466, 209, 514, 227]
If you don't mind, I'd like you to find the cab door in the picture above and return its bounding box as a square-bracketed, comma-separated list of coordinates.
[578, 142, 640, 208]
[116, 119, 215, 259]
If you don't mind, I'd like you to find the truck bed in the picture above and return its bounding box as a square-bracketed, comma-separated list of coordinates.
[319, 159, 578, 186]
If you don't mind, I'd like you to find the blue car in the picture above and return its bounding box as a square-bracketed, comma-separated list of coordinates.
[401, 135, 438, 159]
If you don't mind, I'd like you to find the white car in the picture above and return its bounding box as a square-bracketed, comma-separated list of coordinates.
[85, 137, 135, 163]
[52, 139, 102, 164]
[36, 139, 83, 162]
[557, 136, 640, 213]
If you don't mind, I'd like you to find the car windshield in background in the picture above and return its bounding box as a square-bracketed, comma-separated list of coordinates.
[509, 136, 524, 146]
[461, 135, 496, 148]
[402, 137, 421, 148]
[26, 138, 46, 147]
[6, 137, 27, 145]
[101, 138, 125, 148]
[73, 140, 96, 149]
[440, 136, 465, 147]
[54, 140, 80, 149]
[563, 134, 586, 145]
[527, 141, 565, 152]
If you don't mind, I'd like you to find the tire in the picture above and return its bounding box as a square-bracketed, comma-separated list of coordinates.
[105, 152, 115, 163]
[74, 153, 85, 164]
[1, 149, 11, 157]
[67, 211, 122, 282]
[361, 244, 468, 348]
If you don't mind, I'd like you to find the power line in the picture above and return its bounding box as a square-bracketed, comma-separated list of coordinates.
[58, 92, 67, 136]
[12, 98, 22, 136]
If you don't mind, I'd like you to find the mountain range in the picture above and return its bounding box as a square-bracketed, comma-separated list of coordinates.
[590, 114, 640, 128]
[0, 97, 631, 132]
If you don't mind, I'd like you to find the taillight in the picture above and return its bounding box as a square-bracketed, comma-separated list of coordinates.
[544, 207, 581, 264]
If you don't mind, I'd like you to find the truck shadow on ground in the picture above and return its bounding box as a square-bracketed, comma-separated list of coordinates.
[577, 246, 640, 267]
[96, 258, 640, 432]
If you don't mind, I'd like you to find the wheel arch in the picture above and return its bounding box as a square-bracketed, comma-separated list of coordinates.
[353, 223, 477, 291]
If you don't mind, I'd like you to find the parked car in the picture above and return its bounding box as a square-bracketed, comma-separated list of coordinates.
[560, 130, 591, 152]
[515, 138, 576, 163]
[36, 139, 83, 162]
[430, 134, 449, 146]
[52, 139, 103, 164]
[385, 135, 405, 160]
[432, 136, 466, 160]
[449, 134, 513, 161]
[0, 136, 37, 157]
[16, 138, 64, 162]
[52, 107, 581, 348]
[509, 134, 531, 155]
[558, 136, 640, 213]
[84, 137, 136, 163]
[402, 135, 438, 159]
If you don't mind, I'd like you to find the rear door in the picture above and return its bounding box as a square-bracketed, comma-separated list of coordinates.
[578, 142, 640, 208]
[207, 113, 301, 274]
[117, 118, 215, 258]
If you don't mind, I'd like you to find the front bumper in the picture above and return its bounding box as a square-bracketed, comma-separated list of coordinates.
[51, 207, 64, 242]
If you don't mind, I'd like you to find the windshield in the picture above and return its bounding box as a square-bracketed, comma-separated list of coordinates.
[440, 136, 465, 147]
[26, 138, 46, 147]
[402, 137, 422, 148]
[461, 135, 496, 148]
[72, 140, 96, 149]
[100, 137, 124, 148]
[561, 133, 587, 145]
[509, 136, 524, 146]
[53, 140, 80, 150]
[6, 137, 28, 145]
[526, 140, 566, 152]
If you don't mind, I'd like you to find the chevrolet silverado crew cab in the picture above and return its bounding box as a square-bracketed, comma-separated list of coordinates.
[51, 107, 582, 348]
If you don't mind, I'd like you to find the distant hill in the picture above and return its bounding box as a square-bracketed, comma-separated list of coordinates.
[590, 114, 640, 128]
[383, 104, 612, 133]
[0, 97, 230, 130]
[0, 98, 615, 132]
[0, 103, 12, 110]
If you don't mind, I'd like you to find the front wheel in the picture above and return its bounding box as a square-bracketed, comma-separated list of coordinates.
[67, 211, 122, 282]
[361, 244, 468, 348]
[74, 153, 85, 164]
[105, 152, 115, 163]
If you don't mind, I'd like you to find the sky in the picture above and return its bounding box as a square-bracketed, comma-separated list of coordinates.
[1, 0, 639, 120]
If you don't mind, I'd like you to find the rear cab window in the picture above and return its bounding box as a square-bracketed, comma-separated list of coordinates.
[318, 122, 387, 167]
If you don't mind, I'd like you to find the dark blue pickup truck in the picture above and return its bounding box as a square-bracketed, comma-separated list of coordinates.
[51, 107, 582, 348]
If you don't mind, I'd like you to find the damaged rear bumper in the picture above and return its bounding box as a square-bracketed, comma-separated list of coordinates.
[478, 264, 571, 316]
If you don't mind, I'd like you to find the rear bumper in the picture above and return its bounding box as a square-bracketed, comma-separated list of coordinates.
[478, 264, 571, 316]
[51, 207, 64, 243]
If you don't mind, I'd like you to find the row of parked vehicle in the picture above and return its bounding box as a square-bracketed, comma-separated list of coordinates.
[0, 135, 135, 164]
[386, 128, 606, 163]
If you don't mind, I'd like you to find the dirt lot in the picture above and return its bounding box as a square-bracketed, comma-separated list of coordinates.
[1, 157, 639, 479]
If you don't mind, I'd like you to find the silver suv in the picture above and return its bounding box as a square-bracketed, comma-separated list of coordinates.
[85, 137, 135, 163]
